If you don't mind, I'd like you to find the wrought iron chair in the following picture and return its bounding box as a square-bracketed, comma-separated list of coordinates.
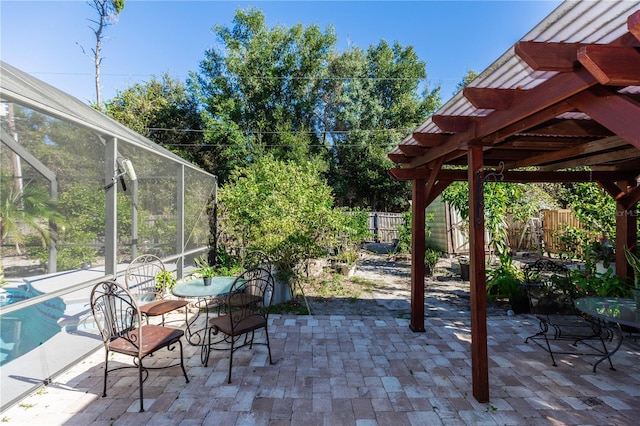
[125, 254, 189, 326]
[215, 251, 273, 316]
[523, 259, 614, 369]
[204, 267, 275, 383]
[90, 280, 189, 412]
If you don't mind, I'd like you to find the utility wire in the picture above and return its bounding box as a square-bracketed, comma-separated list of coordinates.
[145, 127, 414, 134]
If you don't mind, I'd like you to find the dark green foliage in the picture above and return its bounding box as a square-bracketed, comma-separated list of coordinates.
[393, 211, 434, 255]
[486, 254, 525, 301]
[571, 268, 631, 298]
[219, 155, 366, 282]
[104, 74, 204, 163]
[424, 248, 440, 277]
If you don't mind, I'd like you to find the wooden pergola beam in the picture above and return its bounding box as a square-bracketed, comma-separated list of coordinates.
[406, 68, 599, 169]
[412, 133, 452, 147]
[524, 118, 613, 137]
[538, 147, 640, 172]
[389, 168, 635, 183]
[515, 41, 584, 72]
[409, 179, 426, 332]
[468, 145, 488, 402]
[578, 45, 640, 86]
[398, 144, 429, 157]
[568, 86, 640, 147]
[504, 136, 626, 170]
[432, 115, 479, 133]
[463, 87, 521, 110]
[628, 10, 640, 42]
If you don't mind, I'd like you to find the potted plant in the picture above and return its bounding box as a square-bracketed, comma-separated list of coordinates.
[335, 248, 359, 277]
[154, 270, 177, 294]
[487, 254, 528, 313]
[587, 238, 615, 274]
[458, 257, 470, 281]
[194, 255, 216, 286]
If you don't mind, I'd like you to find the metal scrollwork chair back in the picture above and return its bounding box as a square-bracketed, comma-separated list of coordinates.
[522, 259, 613, 369]
[90, 280, 189, 412]
[124, 254, 189, 325]
[205, 267, 275, 383]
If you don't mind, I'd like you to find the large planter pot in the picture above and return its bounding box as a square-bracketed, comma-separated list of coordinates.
[633, 288, 640, 309]
[459, 262, 470, 281]
[271, 269, 292, 305]
[595, 261, 615, 275]
[509, 295, 530, 314]
[336, 262, 357, 278]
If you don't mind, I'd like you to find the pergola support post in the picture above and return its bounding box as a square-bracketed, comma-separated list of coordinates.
[616, 201, 637, 280]
[409, 178, 426, 332]
[468, 145, 489, 403]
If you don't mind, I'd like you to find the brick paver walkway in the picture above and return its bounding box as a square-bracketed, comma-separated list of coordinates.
[2, 311, 640, 425]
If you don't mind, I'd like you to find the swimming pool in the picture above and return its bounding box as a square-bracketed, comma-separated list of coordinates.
[0, 290, 62, 366]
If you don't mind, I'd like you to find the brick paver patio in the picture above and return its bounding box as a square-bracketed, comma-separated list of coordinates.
[2, 310, 639, 425]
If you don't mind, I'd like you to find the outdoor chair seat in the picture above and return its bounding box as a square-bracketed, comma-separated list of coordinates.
[523, 259, 614, 368]
[138, 299, 190, 318]
[90, 280, 189, 412]
[109, 324, 185, 357]
[209, 308, 266, 335]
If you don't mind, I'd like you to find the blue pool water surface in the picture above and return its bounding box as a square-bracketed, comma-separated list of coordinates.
[0, 291, 62, 366]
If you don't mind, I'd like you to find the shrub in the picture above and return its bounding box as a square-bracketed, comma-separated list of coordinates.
[219, 156, 363, 283]
[425, 248, 440, 277]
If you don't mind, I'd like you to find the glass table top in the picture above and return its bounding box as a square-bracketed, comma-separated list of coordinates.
[575, 297, 640, 329]
[171, 276, 237, 298]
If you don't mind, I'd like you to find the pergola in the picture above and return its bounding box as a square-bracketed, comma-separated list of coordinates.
[387, 1, 640, 402]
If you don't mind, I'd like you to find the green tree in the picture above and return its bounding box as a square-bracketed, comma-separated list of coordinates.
[104, 74, 203, 162]
[0, 179, 60, 254]
[323, 41, 440, 210]
[557, 182, 616, 240]
[442, 181, 555, 254]
[454, 69, 478, 95]
[189, 8, 336, 182]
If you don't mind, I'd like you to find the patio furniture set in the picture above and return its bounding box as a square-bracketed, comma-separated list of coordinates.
[90, 254, 275, 412]
[521, 258, 639, 372]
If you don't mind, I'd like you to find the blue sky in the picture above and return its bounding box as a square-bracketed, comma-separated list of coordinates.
[1, 0, 562, 105]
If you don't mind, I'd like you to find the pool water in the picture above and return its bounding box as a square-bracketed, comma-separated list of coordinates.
[0, 297, 62, 366]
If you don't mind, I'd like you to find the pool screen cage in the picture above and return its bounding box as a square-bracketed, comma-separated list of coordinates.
[1, 60, 217, 275]
[0, 61, 216, 410]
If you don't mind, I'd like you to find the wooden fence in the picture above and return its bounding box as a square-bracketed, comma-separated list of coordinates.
[507, 209, 589, 254]
[367, 212, 404, 243]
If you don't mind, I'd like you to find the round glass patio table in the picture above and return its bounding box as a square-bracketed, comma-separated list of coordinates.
[172, 276, 237, 346]
[574, 296, 640, 371]
[575, 297, 640, 329]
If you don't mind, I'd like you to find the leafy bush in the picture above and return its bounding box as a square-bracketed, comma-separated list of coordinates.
[571, 268, 631, 298]
[551, 225, 590, 260]
[585, 238, 615, 269]
[425, 248, 440, 277]
[155, 270, 177, 291]
[486, 253, 524, 300]
[393, 211, 434, 255]
[219, 156, 362, 283]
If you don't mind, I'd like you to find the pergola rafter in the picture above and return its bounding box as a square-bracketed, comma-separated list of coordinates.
[387, 2, 640, 403]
